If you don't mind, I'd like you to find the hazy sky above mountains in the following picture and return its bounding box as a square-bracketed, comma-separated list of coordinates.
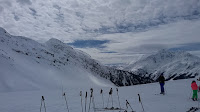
[0, 0, 200, 65]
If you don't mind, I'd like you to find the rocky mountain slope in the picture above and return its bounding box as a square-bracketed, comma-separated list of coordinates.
[124, 49, 200, 81]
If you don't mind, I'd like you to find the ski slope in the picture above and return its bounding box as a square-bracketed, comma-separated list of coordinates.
[0, 78, 199, 112]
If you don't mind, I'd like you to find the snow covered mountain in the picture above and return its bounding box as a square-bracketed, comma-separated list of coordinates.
[0, 27, 152, 92]
[124, 49, 200, 81]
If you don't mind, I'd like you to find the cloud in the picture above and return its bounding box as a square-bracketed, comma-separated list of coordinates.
[170, 43, 200, 51]
[0, 6, 3, 13]
[29, 8, 37, 16]
[79, 20, 200, 64]
[0, 0, 12, 13]
[0, 0, 200, 65]
[0, 0, 199, 40]
[16, 0, 32, 5]
[0, 1, 12, 7]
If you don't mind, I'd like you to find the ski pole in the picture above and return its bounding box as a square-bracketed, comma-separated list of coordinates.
[125, 100, 129, 112]
[138, 94, 144, 111]
[43, 96, 46, 112]
[109, 88, 113, 108]
[106, 93, 110, 108]
[88, 88, 93, 112]
[92, 96, 96, 112]
[189, 89, 192, 100]
[40, 96, 46, 112]
[85, 92, 88, 112]
[91, 88, 96, 112]
[116, 88, 121, 109]
[63, 92, 69, 112]
[111, 94, 113, 108]
[40, 98, 42, 112]
[61, 81, 64, 96]
[126, 100, 134, 112]
[80, 91, 83, 112]
[100, 89, 104, 108]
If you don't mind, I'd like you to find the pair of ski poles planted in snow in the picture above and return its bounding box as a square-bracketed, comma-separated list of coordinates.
[79, 91, 87, 112]
[80, 88, 96, 112]
[40, 93, 70, 112]
[80, 88, 121, 112]
[63, 92, 70, 112]
[106, 88, 122, 109]
[125, 94, 144, 112]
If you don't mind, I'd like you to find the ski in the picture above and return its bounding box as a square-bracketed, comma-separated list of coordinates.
[155, 93, 165, 95]
[94, 107, 125, 111]
[186, 107, 199, 112]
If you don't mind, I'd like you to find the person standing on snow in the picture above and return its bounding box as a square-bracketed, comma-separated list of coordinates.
[191, 80, 198, 101]
[158, 74, 165, 94]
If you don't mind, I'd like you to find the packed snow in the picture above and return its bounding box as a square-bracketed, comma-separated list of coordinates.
[0, 78, 199, 112]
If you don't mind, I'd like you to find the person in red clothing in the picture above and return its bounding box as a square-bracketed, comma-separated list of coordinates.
[191, 80, 198, 101]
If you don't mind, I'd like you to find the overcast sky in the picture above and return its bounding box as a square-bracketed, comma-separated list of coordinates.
[0, 0, 200, 65]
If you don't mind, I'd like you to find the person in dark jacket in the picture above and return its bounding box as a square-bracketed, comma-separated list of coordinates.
[158, 74, 165, 94]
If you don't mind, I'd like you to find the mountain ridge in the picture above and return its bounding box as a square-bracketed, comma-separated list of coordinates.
[0, 27, 152, 92]
[124, 49, 200, 80]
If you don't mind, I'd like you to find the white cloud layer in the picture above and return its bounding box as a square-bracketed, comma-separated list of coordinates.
[0, 0, 200, 65]
[79, 20, 200, 64]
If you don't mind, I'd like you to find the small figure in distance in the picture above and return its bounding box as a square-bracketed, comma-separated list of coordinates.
[158, 74, 165, 95]
[191, 80, 198, 101]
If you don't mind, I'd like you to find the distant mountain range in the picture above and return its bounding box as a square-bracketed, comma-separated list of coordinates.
[123, 49, 200, 81]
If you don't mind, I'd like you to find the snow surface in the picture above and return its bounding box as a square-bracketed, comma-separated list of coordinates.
[0, 78, 199, 112]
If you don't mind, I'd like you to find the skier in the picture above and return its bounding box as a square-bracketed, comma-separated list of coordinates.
[191, 80, 198, 101]
[158, 74, 165, 94]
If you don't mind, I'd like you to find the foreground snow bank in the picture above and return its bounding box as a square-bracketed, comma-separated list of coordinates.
[0, 78, 198, 112]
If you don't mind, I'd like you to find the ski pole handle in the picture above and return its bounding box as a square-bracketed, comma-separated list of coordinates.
[138, 94, 141, 102]
[42, 96, 45, 101]
[63, 92, 66, 96]
[100, 89, 103, 94]
[85, 92, 87, 98]
[80, 91, 82, 96]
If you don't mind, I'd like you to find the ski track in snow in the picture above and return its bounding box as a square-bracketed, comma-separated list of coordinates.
[0, 78, 199, 112]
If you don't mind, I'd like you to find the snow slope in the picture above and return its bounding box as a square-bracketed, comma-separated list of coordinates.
[0, 27, 115, 92]
[0, 78, 198, 112]
[124, 49, 200, 80]
[0, 27, 153, 92]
